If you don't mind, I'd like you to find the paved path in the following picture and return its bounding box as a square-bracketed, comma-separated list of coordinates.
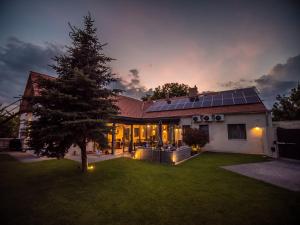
[3, 151, 53, 163]
[65, 153, 131, 163]
[2, 151, 131, 164]
[222, 160, 300, 191]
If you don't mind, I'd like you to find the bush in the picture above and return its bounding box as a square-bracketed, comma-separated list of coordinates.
[182, 128, 208, 149]
[9, 139, 22, 151]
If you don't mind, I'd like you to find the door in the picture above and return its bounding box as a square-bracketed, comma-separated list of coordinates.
[277, 127, 300, 160]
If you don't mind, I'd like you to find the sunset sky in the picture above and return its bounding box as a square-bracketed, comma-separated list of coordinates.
[0, 0, 299, 108]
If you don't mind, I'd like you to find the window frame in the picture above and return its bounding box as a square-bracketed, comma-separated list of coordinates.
[199, 124, 210, 142]
[134, 127, 140, 138]
[227, 124, 247, 140]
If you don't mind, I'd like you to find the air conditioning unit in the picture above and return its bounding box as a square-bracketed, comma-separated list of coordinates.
[214, 114, 225, 122]
[202, 114, 213, 122]
[192, 115, 201, 123]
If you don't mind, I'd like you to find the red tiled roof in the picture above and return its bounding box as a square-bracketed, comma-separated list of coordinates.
[115, 95, 144, 118]
[21, 71, 268, 117]
[29, 71, 56, 96]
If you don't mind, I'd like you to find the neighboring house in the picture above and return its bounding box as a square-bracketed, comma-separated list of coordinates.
[270, 121, 300, 160]
[19, 71, 272, 156]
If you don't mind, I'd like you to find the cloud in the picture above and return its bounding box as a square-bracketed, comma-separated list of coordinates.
[0, 37, 62, 104]
[220, 54, 300, 108]
[111, 69, 152, 99]
[0, 37, 150, 105]
[220, 79, 254, 89]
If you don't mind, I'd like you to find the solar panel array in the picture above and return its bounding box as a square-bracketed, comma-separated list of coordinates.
[146, 87, 261, 112]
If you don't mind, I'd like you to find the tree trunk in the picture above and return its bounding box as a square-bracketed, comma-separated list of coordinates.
[80, 143, 88, 172]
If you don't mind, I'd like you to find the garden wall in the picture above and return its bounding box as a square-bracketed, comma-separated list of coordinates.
[134, 146, 191, 164]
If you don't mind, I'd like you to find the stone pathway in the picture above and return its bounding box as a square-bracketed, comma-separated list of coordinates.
[65, 153, 131, 163]
[3, 151, 53, 163]
[222, 160, 300, 191]
[2, 151, 131, 164]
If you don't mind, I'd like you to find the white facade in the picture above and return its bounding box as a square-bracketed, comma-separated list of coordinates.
[180, 113, 272, 155]
[19, 111, 272, 156]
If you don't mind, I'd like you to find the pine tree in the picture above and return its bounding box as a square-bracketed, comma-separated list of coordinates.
[27, 14, 120, 172]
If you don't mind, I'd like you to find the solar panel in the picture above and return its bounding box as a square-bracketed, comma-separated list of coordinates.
[222, 92, 232, 98]
[203, 95, 212, 101]
[234, 97, 245, 104]
[232, 92, 243, 98]
[202, 101, 212, 107]
[167, 104, 177, 110]
[223, 98, 234, 105]
[245, 95, 260, 103]
[175, 103, 185, 110]
[160, 105, 170, 111]
[212, 99, 222, 106]
[146, 87, 261, 112]
[244, 88, 256, 96]
[193, 100, 203, 108]
[183, 102, 194, 109]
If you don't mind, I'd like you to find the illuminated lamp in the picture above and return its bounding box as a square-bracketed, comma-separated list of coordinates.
[87, 164, 95, 171]
[251, 126, 262, 137]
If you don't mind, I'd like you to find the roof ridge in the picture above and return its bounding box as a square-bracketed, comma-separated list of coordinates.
[30, 71, 56, 78]
[117, 94, 143, 102]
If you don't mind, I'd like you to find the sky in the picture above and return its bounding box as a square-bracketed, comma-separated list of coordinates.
[0, 0, 300, 108]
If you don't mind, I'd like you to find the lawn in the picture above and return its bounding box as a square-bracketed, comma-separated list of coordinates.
[0, 152, 299, 225]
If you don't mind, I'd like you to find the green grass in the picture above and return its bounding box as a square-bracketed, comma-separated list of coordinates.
[0, 152, 299, 225]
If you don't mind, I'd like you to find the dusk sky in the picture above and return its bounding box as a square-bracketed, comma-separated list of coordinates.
[0, 0, 300, 108]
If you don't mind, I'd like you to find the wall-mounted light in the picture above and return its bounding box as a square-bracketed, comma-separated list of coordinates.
[251, 126, 262, 137]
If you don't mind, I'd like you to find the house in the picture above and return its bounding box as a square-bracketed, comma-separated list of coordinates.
[19, 71, 272, 156]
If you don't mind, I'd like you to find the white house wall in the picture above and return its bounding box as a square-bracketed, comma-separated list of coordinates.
[180, 113, 270, 155]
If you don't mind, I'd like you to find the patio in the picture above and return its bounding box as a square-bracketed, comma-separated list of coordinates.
[222, 159, 300, 191]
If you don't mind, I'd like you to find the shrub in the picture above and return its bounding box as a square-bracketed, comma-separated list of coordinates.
[9, 139, 22, 151]
[182, 128, 208, 149]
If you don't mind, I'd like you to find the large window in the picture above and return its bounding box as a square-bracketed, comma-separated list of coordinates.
[134, 128, 140, 137]
[199, 125, 209, 142]
[227, 124, 247, 140]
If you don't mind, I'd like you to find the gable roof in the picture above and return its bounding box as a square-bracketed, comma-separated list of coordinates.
[29, 71, 56, 96]
[20, 71, 268, 118]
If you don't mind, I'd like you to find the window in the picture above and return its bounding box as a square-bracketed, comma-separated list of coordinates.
[199, 125, 209, 142]
[134, 128, 140, 137]
[227, 124, 247, 140]
[124, 128, 130, 140]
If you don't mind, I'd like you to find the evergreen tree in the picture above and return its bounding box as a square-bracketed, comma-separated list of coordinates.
[272, 83, 300, 121]
[27, 14, 120, 172]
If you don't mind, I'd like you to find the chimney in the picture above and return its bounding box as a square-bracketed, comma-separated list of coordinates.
[188, 86, 198, 101]
[166, 92, 171, 104]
